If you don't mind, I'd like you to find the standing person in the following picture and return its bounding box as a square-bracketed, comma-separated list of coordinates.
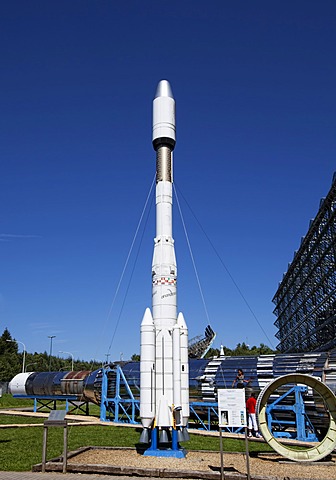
[232, 369, 248, 388]
[246, 392, 262, 438]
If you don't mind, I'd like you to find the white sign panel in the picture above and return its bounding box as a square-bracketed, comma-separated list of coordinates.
[218, 389, 246, 428]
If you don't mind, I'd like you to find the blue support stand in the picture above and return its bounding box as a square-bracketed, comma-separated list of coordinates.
[15, 395, 83, 414]
[99, 365, 140, 423]
[100, 366, 108, 421]
[143, 427, 186, 458]
[266, 385, 319, 442]
[171, 427, 178, 450]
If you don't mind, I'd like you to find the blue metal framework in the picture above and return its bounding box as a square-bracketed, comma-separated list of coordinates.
[99, 366, 244, 433]
[100, 365, 140, 423]
[265, 385, 318, 442]
[189, 401, 218, 430]
[99, 366, 220, 430]
[189, 402, 245, 433]
[13, 394, 88, 414]
[99, 366, 320, 441]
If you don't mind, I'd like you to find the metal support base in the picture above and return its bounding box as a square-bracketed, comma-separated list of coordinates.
[143, 427, 186, 458]
[144, 448, 186, 458]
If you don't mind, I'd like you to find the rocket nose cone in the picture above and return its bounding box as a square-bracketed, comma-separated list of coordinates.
[155, 80, 174, 99]
[177, 312, 187, 329]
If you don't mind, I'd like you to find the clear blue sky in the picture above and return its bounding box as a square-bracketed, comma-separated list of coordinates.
[1, 1, 335, 364]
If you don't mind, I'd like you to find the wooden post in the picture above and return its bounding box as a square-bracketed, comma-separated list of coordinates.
[62, 424, 68, 473]
[42, 410, 68, 474]
[219, 427, 225, 480]
[41, 425, 48, 473]
[244, 427, 251, 480]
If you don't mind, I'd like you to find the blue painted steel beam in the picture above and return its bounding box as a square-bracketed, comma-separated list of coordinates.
[13, 394, 80, 413]
[100, 365, 140, 423]
[266, 385, 318, 441]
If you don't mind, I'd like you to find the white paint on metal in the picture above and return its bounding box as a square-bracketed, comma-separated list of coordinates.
[8, 372, 34, 395]
[140, 80, 189, 429]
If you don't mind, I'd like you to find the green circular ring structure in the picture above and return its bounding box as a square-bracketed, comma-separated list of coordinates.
[257, 374, 336, 462]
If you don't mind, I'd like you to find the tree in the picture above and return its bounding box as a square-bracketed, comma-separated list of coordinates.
[204, 342, 277, 358]
[0, 328, 20, 380]
[0, 327, 17, 355]
[229, 342, 277, 356]
[204, 348, 220, 359]
[0, 354, 21, 381]
[258, 343, 276, 355]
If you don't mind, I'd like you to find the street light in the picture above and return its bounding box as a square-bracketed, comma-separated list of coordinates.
[48, 335, 56, 371]
[25, 362, 37, 372]
[59, 351, 74, 371]
[6, 339, 26, 373]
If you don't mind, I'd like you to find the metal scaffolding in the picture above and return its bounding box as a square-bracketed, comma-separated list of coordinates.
[188, 325, 216, 359]
[273, 173, 336, 353]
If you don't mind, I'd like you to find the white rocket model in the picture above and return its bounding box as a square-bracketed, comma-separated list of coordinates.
[140, 80, 189, 439]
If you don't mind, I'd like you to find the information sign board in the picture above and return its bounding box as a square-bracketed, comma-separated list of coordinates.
[48, 410, 67, 422]
[218, 389, 246, 428]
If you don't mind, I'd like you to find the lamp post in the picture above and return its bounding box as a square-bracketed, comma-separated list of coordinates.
[48, 335, 56, 371]
[25, 362, 37, 372]
[105, 353, 110, 365]
[6, 339, 26, 373]
[59, 351, 74, 371]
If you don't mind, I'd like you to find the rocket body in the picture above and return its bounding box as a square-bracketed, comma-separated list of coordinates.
[140, 81, 189, 430]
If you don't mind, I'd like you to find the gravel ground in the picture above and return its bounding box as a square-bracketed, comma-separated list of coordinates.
[70, 448, 336, 479]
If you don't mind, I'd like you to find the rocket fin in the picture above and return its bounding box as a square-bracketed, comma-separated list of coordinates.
[156, 395, 172, 427]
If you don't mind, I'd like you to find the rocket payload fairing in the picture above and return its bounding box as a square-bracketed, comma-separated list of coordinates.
[140, 81, 189, 435]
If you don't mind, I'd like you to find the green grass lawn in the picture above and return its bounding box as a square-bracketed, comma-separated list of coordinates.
[0, 413, 273, 471]
[0, 394, 34, 409]
[0, 414, 44, 425]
